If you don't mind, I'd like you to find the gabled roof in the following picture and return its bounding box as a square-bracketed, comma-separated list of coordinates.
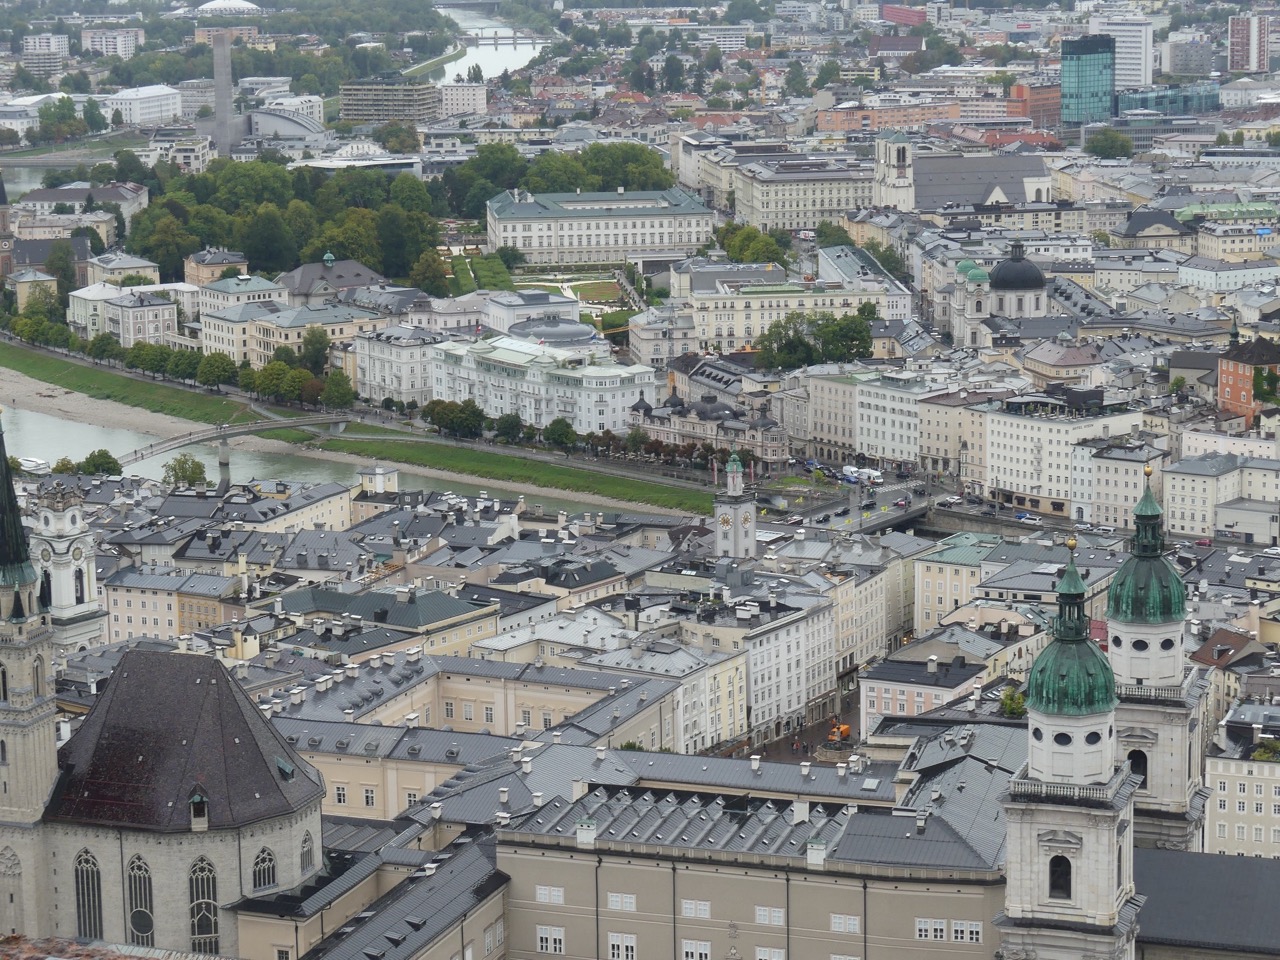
[46, 649, 324, 831]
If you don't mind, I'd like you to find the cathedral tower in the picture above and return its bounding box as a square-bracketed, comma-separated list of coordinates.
[872, 131, 914, 210]
[29, 480, 106, 652]
[1106, 463, 1210, 850]
[997, 539, 1145, 960]
[0, 414, 58, 936]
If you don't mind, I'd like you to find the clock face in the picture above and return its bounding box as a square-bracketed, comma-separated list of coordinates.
[741, 511, 753, 527]
[72, 546, 84, 562]
[39, 547, 51, 563]
[719, 513, 732, 528]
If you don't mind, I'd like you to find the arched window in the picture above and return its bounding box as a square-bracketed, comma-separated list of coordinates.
[189, 857, 219, 954]
[1048, 855, 1072, 900]
[301, 832, 315, 873]
[127, 855, 155, 947]
[1128, 749, 1148, 790]
[31, 657, 43, 699]
[0, 664, 7, 702]
[0, 740, 6, 764]
[74, 849, 104, 940]
[75, 567, 85, 605]
[252, 847, 276, 890]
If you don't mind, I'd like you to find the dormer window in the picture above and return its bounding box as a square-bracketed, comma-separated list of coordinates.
[189, 787, 209, 831]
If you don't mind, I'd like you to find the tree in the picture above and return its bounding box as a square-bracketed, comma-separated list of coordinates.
[82, 97, 107, 133]
[1169, 375, 1187, 395]
[78, 449, 122, 475]
[1215, 131, 1230, 146]
[543, 417, 578, 450]
[1090, 229, 1112, 248]
[131, 213, 199, 281]
[110, 107, 124, 127]
[163, 453, 208, 487]
[255, 360, 292, 402]
[662, 54, 685, 92]
[1084, 128, 1134, 159]
[999, 687, 1027, 718]
[409, 248, 449, 296]
[52, 456, 78, 474]
[320, 370, 355, 409]
[752, 309, 874, 368]
[273, 345, 300, 368]
[494, 245, 526, 271]
[494, 411, 523, 444]
[43, 238, 77, 305]
[624, 426, 648, 454]
[238, 368, 258, 396]
[453, 398, 486, 438]
[814, 59, 841, 89]
[87, 333, 125, 363]
[283, 367, 311, 404]
[784, 60, 810, 97]
[196, 351, 237, 390]
[816, 220, 854, 248]
[300, 326, 331, 376]
[237, 203, 298, 274]
[167, 350, 201, 383]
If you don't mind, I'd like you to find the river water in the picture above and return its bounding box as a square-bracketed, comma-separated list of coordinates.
[431, 9, 549, 83]
[2, 405, 597, 514]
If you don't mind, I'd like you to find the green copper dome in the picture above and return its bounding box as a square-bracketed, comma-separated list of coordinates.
[1026, 547, 1117, 717]
[956, 259, 977, 276]
[967, 267, 989, 283]
[1106, 472, 1187, 624]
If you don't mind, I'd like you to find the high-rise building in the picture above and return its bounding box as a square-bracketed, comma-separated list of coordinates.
[1089, 14, 1154, 89]
[1060, 34, 1116, 128]
[339, 75, 442, 124]
[1228, 15, 1272, 73]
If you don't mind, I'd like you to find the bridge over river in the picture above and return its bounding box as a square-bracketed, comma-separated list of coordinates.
[116, 415, 353, 468]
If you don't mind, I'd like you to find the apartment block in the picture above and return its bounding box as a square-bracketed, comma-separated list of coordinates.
[339, 75, 441, 124]
[81, 27, 144, 60]
[21, 33, 68, 77]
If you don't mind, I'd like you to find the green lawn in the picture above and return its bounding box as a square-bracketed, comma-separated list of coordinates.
[449, 256, 477, 296]
[516, 283, 563, 294]
[0, 343, 250, 423]
[572, 280, 620, 302]
[318, 437, 711, 513]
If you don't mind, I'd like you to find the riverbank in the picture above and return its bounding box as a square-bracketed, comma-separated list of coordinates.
[403, 42, 467, 77]
[0, 361, 699, 517]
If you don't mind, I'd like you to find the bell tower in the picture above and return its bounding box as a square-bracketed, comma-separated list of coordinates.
[713, 453, 756, 560]
[872, 131, 915, 210]
[29, 480, 106, 653]
[0, 413, 57, 937]
[1106, 464, 1210, 850]
[997, 539, 1145, 960]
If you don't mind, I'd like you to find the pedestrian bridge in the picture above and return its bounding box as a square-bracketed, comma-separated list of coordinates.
[117, 415, 353, 467]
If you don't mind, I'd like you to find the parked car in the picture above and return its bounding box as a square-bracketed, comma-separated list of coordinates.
[965, 495, 984, 505]
[941, 496, 963, 507]
[895, 470, 911, 480]
[982, 507, 997, 516]
[1020, 516, 1043, 525]
[785, 515, 804, 525]
[1263, 546, 1280, 557]
[834, 506, 850, 517]
[1195, 538, 1212, 546]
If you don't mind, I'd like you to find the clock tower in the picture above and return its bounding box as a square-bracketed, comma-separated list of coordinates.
[29, 480, 105, 653]
[713, 453, 756, 559]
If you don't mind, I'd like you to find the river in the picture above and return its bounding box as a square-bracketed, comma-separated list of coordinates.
[431, 9, 550, 83]
[2, 405, 598, 515]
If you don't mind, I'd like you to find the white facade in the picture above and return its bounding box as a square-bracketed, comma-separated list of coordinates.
[486, 187, 715, 266]
[1089, 15, 1155, 89]
[104, 291, 178, 349]
[354, 323, 438, 407]
[732, 158, 874, 233]
[68, 282, 126, 340]
[426, 336, 655, 434]
[104, 85, 182, 126]
[1205, 756, 1280, 855]
[20, 34, 68, 76]
[439, 83, 487, 118]
[483, 289, 581, 333]
[263, 94, 325, 124]
[197, 274, 288, 317]
[743, 601, 835, 741]
[81, 27, 144, 60]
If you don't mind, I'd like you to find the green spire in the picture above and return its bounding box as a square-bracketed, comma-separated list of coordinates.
[1025, 541, 1117, 716]
[1107, 465, 1187, 624]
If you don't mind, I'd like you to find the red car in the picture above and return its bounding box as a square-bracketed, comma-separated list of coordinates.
[1195, 538, 1212, 546]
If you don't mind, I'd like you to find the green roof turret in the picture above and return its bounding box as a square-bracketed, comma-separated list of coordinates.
[1106, 463, 1187, 624]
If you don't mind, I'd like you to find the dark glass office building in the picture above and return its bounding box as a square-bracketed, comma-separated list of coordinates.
[1061, 35, 1116, 127]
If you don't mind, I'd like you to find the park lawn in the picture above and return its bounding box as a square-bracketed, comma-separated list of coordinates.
[572, 280, 620, 302]
[254, 427, 316, 444]
[449, 256, 477, 296]
[318, 437, 711, 514]
[516, 283, 563, 294]
[0, 342, 250, 423]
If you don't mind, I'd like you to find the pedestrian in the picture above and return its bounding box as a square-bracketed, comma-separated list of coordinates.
[803, 742, 809, 756]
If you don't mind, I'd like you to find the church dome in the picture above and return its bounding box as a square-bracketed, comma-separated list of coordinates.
[966, 267, 989, 283]
[1107, 468, 1187, 624]
[1026, 544, 1117, 716]
[989, 240, 1045, 291]
[955, 258, 977, 277]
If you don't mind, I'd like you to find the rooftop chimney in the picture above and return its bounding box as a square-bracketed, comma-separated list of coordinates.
[800, 761, 811, 778]
[750, 754, 761, 772]
[927, 655, 938, 674]
[498, 787, 509, 805]
[596, 745, 606, 760]
[575, 817, 597, 848]
[521, 756, 533, 775]
[806, 838, 827, 869]
[836, 761, 848, 778]
[430, 802, 442, 820]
